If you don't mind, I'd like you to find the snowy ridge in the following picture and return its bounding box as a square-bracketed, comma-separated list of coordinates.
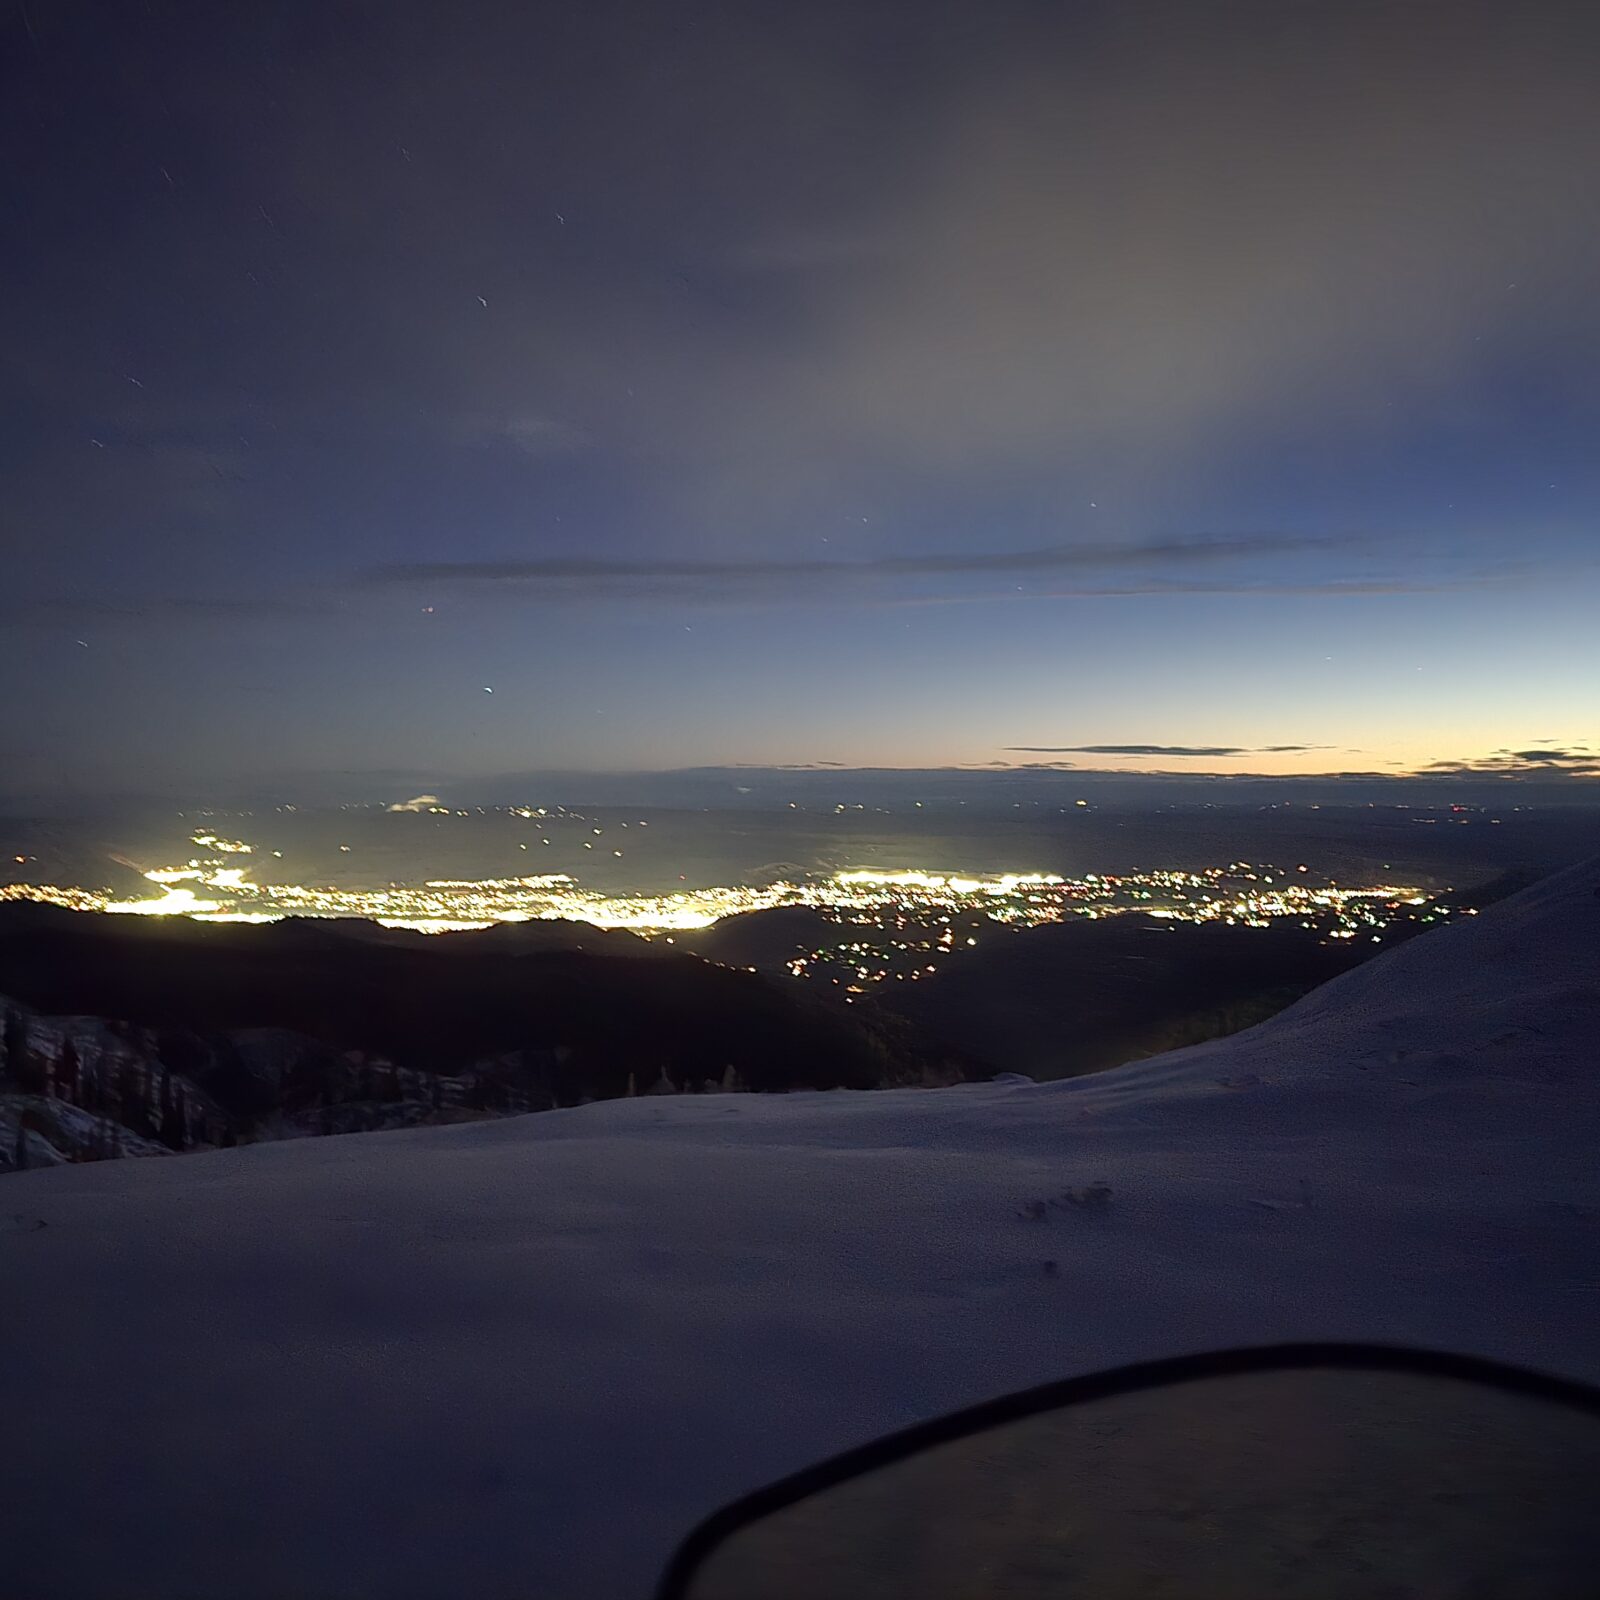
[2, 857, 1597, 1600]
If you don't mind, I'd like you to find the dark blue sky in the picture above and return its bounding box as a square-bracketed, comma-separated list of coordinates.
[3, 0, 1597, 801]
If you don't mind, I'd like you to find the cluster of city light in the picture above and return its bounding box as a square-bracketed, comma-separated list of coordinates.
[1144, 884, 1431, 931]
[5, 861, 764, 933]
[768, 865, 1454, 986]
[833, 870, 1064, 895]
[190, 832, 254, 855]
[1, 845, 1441, 982]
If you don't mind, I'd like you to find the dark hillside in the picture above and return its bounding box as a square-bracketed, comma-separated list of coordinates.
[0, 905, 930, 1102]
[679, 905, 840, 968]
[872, 915, 1376, 1080]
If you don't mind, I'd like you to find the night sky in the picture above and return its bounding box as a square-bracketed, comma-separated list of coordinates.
[4, 1, 1597, 801]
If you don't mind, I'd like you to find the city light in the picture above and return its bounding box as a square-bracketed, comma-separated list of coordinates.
[0, 838, 1443, 986]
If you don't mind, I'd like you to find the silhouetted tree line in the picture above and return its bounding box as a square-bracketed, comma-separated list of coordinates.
[3, 984, 960, 1172]
[2, 1004, 226, 1164]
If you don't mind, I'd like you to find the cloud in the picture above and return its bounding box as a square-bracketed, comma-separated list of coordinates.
[716, 3, 1600, 499]
[369, 534, 1332, 585]
[385, 794, 443, 812]
[1494, 747, 1596, 764]
[1005, 743, 1330, 757]
[0, 594, 340, 630]
[12, 3, 1600, 562]
[1421, 747, 1600, 778]
[357, 536, 1449, 607]
[3, 563, 1461, 631]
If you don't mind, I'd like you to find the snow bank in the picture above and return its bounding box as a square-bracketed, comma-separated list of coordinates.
[2, 857, 1597, 1600]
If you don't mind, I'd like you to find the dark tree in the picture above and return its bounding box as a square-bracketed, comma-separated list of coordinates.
[57, 1037, 82, 1105]
[4, 1008, 38, 1093]
[159, 1093, 187, 1152]
[119, 1064, 155, 1139]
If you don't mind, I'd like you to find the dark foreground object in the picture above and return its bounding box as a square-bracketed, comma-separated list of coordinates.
[663, 1345, 1600, 1599]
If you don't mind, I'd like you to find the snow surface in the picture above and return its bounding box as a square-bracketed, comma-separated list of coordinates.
[2, 857, 1598, 1600]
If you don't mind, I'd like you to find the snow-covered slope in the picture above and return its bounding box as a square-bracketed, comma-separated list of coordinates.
[3, 858, 1597, 1600]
